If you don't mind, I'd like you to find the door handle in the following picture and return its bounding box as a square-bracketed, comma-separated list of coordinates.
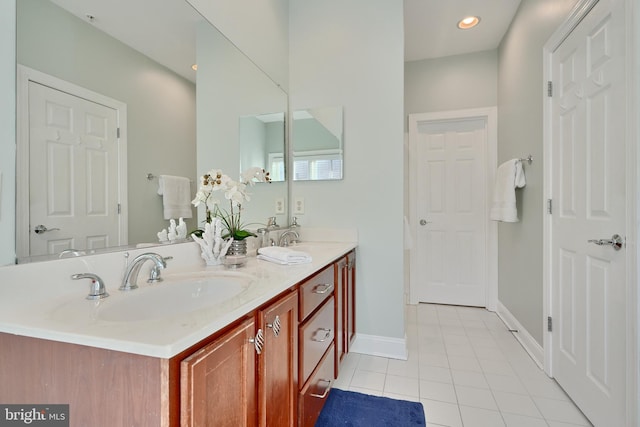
[34, 224, 61, 234]
[419, 219, 431, 226]
[587, 234, 624, 251]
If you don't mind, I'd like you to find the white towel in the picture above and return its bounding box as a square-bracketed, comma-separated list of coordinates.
[490, 159, 526, 222]
[157, 175, 193, 220]
[257, 246, 312, 265]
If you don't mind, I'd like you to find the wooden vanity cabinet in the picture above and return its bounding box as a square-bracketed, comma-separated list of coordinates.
[181, 289, 298, 427]
[0, 249, 355, 427]
[180, 317, 258, 427]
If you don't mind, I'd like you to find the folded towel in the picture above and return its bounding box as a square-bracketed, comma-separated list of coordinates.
[157, 175, 193, 220]
[257, 246, 312, 265]
[490, 159, 526, 222]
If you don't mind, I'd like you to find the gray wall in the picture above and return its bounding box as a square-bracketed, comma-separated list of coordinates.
[0, 0, 16, 265]
[405, 50, 498, 120]
[290, 0, 406, 344]
[186, 0, 289, 91]
[293, 118, 340, 152]
[17, 0, 197, 245]
[497, 0, 579, 345]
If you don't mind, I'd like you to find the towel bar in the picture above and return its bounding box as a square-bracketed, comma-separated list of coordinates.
[147, 173, 193, 183]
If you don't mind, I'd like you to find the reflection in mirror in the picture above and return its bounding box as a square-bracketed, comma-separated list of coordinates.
[292, 106, 344, 181]
[195, 21, 288, 231]
[13, 0, 288, 263]
[239, 113, 286, 182]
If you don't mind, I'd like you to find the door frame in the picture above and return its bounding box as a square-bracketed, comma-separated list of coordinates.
[542, 0, 638, 424]
[408, 107, 498, 311]
[16, 65, 128, 259]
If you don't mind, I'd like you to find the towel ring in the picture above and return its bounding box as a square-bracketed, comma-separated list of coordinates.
[519, 155, 533, 165]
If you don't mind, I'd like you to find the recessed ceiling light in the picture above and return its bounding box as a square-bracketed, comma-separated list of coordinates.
[191, 64, 198, 71]
[457, 16, 480, 30]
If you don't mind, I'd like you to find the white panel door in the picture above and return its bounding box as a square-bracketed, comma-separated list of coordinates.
[412, 118, 487, 306]
[28, 81, 121, 256]
[550, 0, 626, 425]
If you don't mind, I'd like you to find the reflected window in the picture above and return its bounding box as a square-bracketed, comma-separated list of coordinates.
[293, 151, 343, 181]
[268, 153, 286, 181]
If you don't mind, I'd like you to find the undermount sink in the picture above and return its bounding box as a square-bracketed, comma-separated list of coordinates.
[52, 271, 255, 323]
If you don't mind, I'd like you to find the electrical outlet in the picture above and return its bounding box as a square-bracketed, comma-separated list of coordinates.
[275, 198, 285, 214]
[294, 197, 305, 215]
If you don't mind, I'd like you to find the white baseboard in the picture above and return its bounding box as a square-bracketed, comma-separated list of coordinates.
[496, 301, 544, 369]
[349, 333, 408, 360]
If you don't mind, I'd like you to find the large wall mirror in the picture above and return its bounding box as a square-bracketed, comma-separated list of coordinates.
[14, 0, 287, 263]
[292, 106, 343, 181]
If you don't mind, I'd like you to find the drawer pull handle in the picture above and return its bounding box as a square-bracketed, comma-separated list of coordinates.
[312, 283, 333, 294]
[267, 315, 281, 337]
[249, 329, 265, 354]
[310, 379, 332, 399]
[311, 328, 332, 342]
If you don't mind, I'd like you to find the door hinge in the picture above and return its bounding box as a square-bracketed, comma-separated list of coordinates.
[547, 81, 553, 97]
[547, 199, 553, 214]
[116, 127, 121, 138]
[547, 316, 553, 332]
[117, 203, 121, 214]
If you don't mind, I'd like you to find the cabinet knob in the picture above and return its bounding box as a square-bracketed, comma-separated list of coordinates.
[249, 329, 265, 354]
[266, 315, 281, 337]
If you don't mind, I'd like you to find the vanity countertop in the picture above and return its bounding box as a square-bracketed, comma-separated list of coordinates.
[0, 241, 356, 359]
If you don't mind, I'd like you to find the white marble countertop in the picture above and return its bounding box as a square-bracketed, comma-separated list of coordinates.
[0, 240, 356, 359]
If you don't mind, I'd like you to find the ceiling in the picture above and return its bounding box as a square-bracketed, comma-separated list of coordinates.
[404, 0, 522, 62]
[48, 0, 523, 82]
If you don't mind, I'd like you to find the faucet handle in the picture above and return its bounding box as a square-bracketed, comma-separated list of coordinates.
[72, 273, 109, 300]
[266, 216, 280, 230]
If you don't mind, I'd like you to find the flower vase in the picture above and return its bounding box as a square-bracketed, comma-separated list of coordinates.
[224, 239, 247, 268]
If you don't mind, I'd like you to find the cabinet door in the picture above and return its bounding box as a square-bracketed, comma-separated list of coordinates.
[258, 290, 298, 427]
[181, 318, 257, 427]
[347, 251, 356, 346]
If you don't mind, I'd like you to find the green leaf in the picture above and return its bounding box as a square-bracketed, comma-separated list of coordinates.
[233, 229, 257, 240]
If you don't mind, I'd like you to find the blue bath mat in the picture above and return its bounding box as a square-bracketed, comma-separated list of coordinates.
[315, 388, 426, 426]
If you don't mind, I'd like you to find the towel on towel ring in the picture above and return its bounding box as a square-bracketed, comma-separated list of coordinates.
[490, 159, 526, 222]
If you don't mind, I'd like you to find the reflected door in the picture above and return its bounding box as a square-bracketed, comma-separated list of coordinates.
[412, 118, 488, 306]
[550, 0, 627, 424]
[28, 81, 122, 256]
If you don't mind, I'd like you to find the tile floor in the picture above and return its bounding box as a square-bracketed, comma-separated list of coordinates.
[333, 303, 593, 427]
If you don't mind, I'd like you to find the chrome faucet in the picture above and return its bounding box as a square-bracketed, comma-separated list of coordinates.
[59, 249, 86, 258]
[72, 273, 108, 300]
[257, 217, 280, 248]
[278, 230, 300, 247]
[120, 253, 166, 291]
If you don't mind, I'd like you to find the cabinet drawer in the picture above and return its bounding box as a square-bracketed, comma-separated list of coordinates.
[299, 343, 335, 427]
[299, 297, 335, 385]
[299, 264, 335, 321]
